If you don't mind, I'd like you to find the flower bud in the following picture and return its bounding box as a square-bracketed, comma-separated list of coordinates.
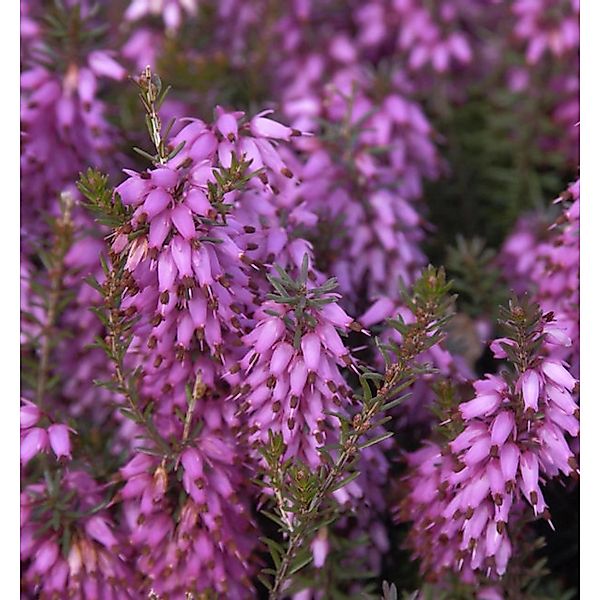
[48, 424, 72, 460]
[311, 529, 329, 568]
[21, 427, 48, 465]
[520, 370, 540, 412]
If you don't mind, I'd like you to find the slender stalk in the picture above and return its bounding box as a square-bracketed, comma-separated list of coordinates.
[174, 372, 207, 469]
[103, 262, 171, 457]
[268, 386, 396, 599]
[270, 530, 303, 599]
[135, 66, 172, 165]
[35, 192, 74, 409]
[181, 372, 204, 446]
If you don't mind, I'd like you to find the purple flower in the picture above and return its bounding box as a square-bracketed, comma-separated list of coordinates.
[234, 293, 356, 469]
[500, 178, 580, 375]
[310, 529, 329, 568]
[126, 0, 199, 31]
[512, 0, 579, 64]
[21, 6, 124, 236]
[20, 427, 48, 466]
[398, 311, 578, 579]
[21, 470, 137, 597]
[47, 424, 72, 460]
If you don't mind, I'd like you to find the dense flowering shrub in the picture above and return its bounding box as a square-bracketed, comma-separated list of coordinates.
[20, 1, 579, 598]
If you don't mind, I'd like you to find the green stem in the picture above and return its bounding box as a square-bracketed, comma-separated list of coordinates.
[104, 264, 171, 457]
[35, 193, 74, 409]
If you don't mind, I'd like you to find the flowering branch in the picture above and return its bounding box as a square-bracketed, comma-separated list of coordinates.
[398, 294, 579, 583]
[99, 255, 172, 457]
[259, 266, 455, 598]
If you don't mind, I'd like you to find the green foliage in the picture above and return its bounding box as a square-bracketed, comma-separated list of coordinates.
[445, 236, 508, 320]
[32, 0, 108, 72]
[266, 254, 342, 345]
[423, 84, 571, 264]
[428, 380, 465, 441]
[78, 168, 130, 228]
[378, 266, 455, 369]
[497, 295, 548, 378]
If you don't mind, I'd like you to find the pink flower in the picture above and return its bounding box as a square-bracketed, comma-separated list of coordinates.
[541, 361, 576, 391]
[20, 401, 40, 429]
[520, 370, 541, 412]
[398, 308, 578, 579]
[250, 110, 294, 140]
[311, 529, 329, 568]
[48, 424, 72, 460]
[460, 392, 501, 420]
[21, 427, 48, 465]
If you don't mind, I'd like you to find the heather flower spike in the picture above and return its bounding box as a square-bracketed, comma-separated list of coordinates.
[398, 296, 578, 581]
[235, 253, 357, 467]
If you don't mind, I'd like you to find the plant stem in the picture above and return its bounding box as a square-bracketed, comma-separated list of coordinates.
[103, 262, 171, 457]
[35, 193, 74, 409]
[174, 372, 207, 469]
[268, 369, 413, 599]
[269, 530, 303, 599]
[137, 66, 169, 164]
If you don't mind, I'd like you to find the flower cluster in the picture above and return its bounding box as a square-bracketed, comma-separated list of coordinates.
[354, 0, 474, 75]
[117, 428, 257, 597]
[233, 260, 358, 468]
[112, 100, 313, 396]
[21, 469, 139, 598]
[500, 178, 580, 373]
[397, 301, 578, 582]
[512, 0, 579, 64]
[21, 2, 125, 232]
[285, 72, 439, 305]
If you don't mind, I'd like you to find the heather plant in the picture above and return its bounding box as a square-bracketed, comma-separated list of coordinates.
[20, 2, 579, 598]
[257, 266, 455, 599]
[396, 296, 578, 593]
